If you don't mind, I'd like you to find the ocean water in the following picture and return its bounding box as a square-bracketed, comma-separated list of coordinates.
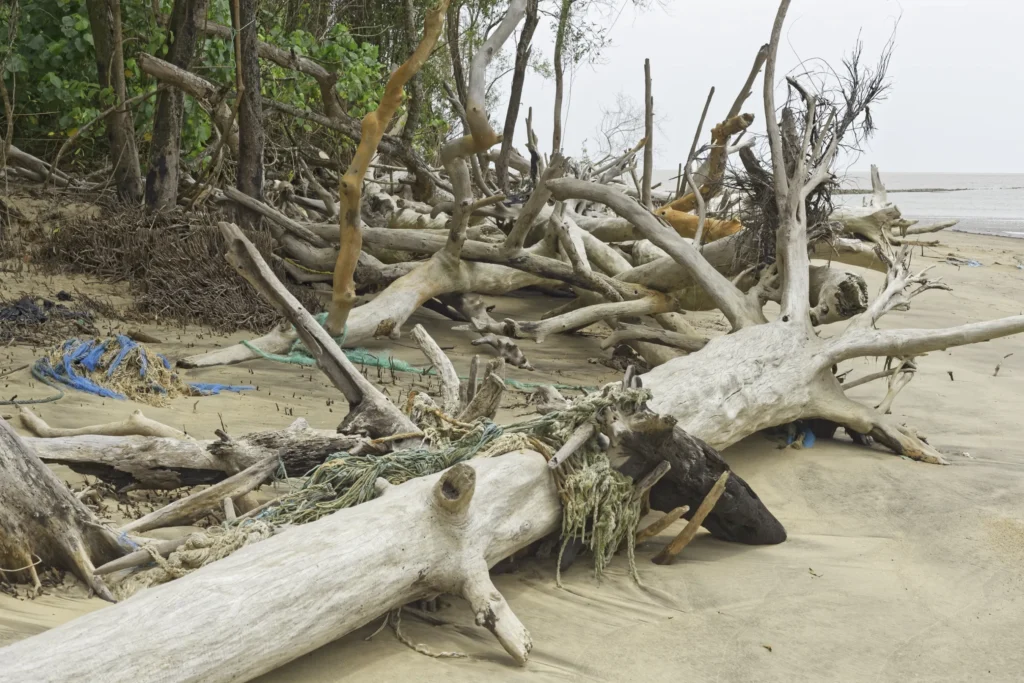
[839, 172, 1024, 239]
[651, 170, 1024, 238]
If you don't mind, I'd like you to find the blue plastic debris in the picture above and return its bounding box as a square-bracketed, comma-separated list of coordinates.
[31, 336, 253, 403]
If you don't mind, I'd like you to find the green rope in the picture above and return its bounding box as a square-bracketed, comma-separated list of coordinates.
[256, 385, 649, 583]
[0, 365, 66, 405]
[257, 421, 505, 525]
[241, 313, 595, 393]
[109, 386, 648, 595]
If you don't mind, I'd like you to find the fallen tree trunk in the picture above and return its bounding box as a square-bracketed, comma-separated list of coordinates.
[0, 418, 124, 599]
[0, 451, 562, 681]
[25, 418, 362, 489]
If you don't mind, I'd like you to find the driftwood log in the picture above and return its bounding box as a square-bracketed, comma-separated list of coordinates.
[24, 418, 361, 489]
[0, 418, 124, 598]
[0, 451, 562, 682]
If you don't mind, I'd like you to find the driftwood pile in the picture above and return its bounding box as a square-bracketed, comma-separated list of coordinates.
[0, 240, 785, 678]
[3, 0, 1024, 680]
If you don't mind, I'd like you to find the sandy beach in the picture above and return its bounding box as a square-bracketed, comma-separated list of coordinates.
[2, 230, 1023, 682]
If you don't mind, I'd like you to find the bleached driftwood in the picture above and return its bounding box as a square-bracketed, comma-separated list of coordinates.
[652, 470, 730, 565]
[410, 323, 461, 415]
[0, 418, 123, 598]
[120, 455, 279, 533]
[830, 165, 957, 246]
[472, 333, 535, 370]
[25, 418, 361, 489]
[600, 323, 708, 353]
[459, 358, 506, 421]
[636, 506, 689, 542]
[551, 0, 1024, 465]
[530, 385, 569, 414]
[19, 407, 191, 440]
[0, 452, 562, 681]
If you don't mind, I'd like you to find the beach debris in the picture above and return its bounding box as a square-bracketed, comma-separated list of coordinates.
[652, 470, 730, 565]
[22, 414, 363, 490]
[471, 333, 535, 370]
[0, 293, 98, 345]
[5, 0, 1024, 679]
[945, 255, 982, 268]
[636, 505, 690, 542]
[18, 406, 190, 440]
[126, 330, 163, 344]
[31, 336, 253, 405]
[994, 353, 1013, 376]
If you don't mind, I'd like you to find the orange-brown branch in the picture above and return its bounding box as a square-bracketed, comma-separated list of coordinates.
[658, 209, 743, 244]
[658, 112, 754, 215]
[326, 0, 451, 335]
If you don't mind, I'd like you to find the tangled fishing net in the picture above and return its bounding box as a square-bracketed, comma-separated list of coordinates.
[0, 292, 100, 346]
[503, 386, 650, 584]
[32, 335, 253, 405]
[109, 522, 275, 600]
[107, 385, 650, 597]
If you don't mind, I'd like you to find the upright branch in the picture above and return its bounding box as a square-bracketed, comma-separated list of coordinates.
[446, 1, 468, 107]
[84, 0, 143, 202]
[496, 0, 539, 191]
[230, 0, 264, 229]
[727, 44, 769, 119]
[463, 0, 527, 153]
[144, 0, 209, 211]
[442, 0, 528, 258]
[551, 0, 573, 154]
[660, 43, 765, 217]
[655, 88, 748, 244]
[763, 0, 839, 324]
[641, 59, 654, 210]
[400, 0, 425, 144]
[325, 0, 451, 336]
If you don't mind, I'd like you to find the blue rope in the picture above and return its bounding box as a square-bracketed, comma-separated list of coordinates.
[30, 336, 254, 401]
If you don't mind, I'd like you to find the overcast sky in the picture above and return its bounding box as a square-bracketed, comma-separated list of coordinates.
[505, 0, 1024, 174]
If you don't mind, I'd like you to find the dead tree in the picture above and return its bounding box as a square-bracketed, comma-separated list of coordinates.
[551, 0, 572, 154]
[651, 3, 1019, 458]
[145, 0, 209, 211]
[176, 0, 1022, 466]
[84, 0, 143, 202]
[541, 0, 1024, 463]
